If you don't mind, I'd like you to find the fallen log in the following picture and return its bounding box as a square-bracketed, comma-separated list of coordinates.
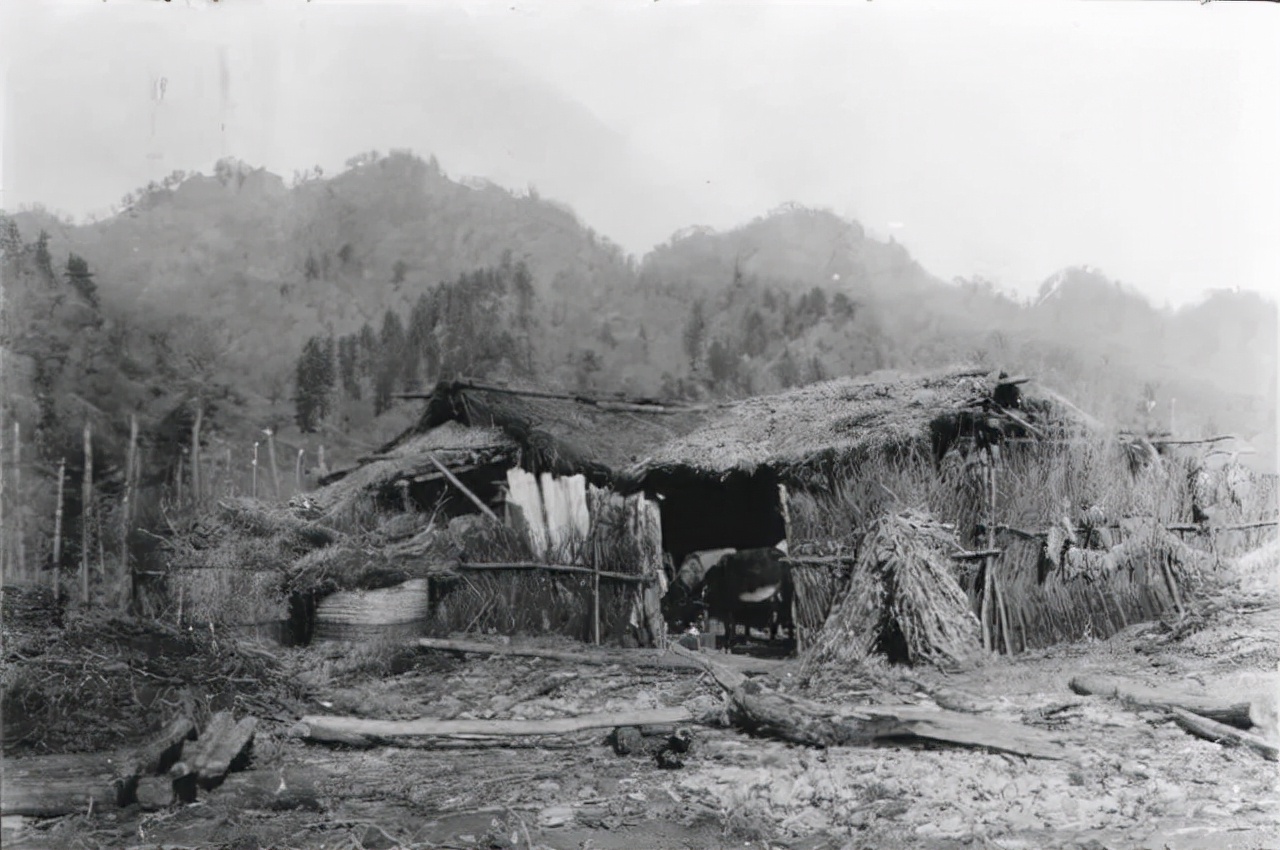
[209, 767, 326, 811]
[1170, 708, 1279, 761]
[669, 644, 1071, 760]
[415, 636, 780, 674]
[0, 754, 136, 816]
[1069, 674, 1254, 727]
[294, 707, 694, 743]
[130, 715, 197, 776]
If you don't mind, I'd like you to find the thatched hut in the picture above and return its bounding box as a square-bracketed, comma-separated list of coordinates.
[317, 380, 711, 521]
[620, 367, 1070, 567]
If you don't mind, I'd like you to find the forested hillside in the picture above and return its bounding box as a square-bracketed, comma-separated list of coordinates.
[6, 150, 1276, 474]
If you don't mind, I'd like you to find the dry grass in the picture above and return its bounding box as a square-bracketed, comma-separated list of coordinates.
[799, 510, 981, 677]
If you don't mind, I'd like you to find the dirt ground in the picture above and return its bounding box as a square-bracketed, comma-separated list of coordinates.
[3, 546, 1277, 850]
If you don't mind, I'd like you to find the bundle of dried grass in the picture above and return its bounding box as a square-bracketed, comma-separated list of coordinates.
[799, 510, 980, 676]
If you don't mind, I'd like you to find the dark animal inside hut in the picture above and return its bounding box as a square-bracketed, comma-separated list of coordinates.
[660, 548, 736, 632]
[694, 548, 795, 651]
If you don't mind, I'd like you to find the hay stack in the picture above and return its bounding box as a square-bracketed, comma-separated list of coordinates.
[800, 510, 980, 675]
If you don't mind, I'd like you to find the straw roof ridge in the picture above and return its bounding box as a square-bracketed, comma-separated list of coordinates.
[628, 366, 1076, 480]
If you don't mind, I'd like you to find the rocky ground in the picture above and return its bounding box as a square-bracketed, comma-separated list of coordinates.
[3, 544, 1277, 850]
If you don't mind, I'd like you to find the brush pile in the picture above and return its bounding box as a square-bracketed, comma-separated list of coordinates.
[800, 510, 980, 678]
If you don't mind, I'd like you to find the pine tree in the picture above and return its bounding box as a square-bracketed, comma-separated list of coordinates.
[65, 254, 98, 306]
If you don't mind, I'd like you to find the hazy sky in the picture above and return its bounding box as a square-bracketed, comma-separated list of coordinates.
[2, 0, 1278, 307]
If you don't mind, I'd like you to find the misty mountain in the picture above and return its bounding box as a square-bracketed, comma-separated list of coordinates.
[6, 150, 1275, 472]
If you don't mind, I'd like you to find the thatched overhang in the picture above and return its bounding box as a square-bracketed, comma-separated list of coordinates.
[392, 380, 715, 486]
[624, 368, 1085, 492]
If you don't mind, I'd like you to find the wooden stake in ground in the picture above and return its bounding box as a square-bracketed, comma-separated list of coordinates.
[295, 447, 305, 495]
[190, 405, 202, 506]
[252, 442, 260, 499]
[592, 540, 601, 646]
[12, 422, 25, 578]
[52, 457, 66, 595]
[81, 422, 93, 605]
[265, 428, 281, 500]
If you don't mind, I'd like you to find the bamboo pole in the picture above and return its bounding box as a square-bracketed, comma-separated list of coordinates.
[12, 422, 24, 578]
[52, 458, 65, 595]
[265, 429, 281, 500]
[81, 422, 92, 605]
[121, 415, 138, 610]
[980, 454, 995, 652]
[190, 405, 202, 506]
[591, 541, 601, 646]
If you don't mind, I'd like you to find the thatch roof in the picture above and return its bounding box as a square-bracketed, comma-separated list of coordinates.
[316, 420, 515, 500]
[325, 381, 714, 495]
[627, 368, 1079, 483]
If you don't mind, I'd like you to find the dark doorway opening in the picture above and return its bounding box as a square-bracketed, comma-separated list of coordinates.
[645, 469, 787, 568]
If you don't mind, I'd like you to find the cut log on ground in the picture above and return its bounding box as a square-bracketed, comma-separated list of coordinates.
[1170, 707, 1279, 761]
[415, 636, 780, 674]
[208, 767, 327, 811]
[134, 775, 175, 811]
[130, 715, 197, 776]
[1069, 674, 1254, 727]
[0, 754, 136, 816]
[175, 712, 258, 795]
[294, 707, 694, 744]
[669, 644, 1071, 760]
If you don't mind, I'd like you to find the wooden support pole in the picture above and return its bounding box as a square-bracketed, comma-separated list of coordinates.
[252, 442, 259, 499]
[427, 451, 499, 521]
[980, 454, 996, 653]
[12, 422, 25, 578]
[591, 541, 601, 646]
[81, 422, 93, 606]
[295, 448, 305, 495]
[265, 429, 281, 500]
[52, 457, 65, 595]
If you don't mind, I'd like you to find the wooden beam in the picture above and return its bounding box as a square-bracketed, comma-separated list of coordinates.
[454, 561, 650, 584]
[427, 452, 499, 521]
[295, 707, 694, 742]
[415, 637, 781, 674]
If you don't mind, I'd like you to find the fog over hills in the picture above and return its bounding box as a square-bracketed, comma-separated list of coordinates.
[4, 151, 1275, 474]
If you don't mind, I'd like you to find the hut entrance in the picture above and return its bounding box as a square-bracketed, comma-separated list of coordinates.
[651, 470, 787, 568]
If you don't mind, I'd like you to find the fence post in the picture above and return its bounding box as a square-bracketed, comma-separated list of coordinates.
[265, 428, 281, 500]
[190, 405, 203, 506]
